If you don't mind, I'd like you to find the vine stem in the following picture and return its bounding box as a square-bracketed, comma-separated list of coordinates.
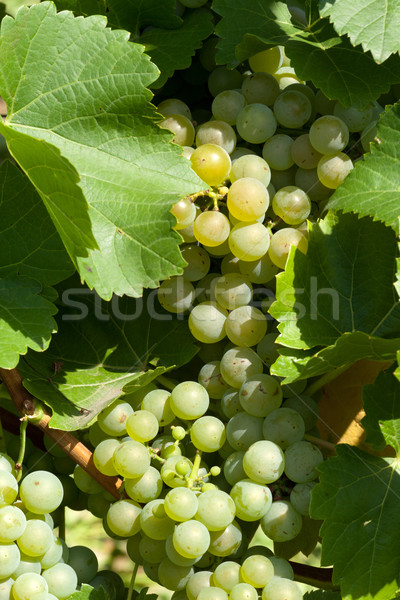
[290, 563, 338, 590]
[15, 418, 28, 481]
[304, 434, 336, 453]
[305, 364, 350, 397]
[127, 563, 139, 600]
[0, 367, 123, 500]
[187, 450, 202, 488]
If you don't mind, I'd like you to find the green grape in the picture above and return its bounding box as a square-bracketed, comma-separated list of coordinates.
[138, 535, 165, 564]
[284, 441, 323, 483]
[289, 482, 316, 516]
[238, 254, 279, 284]
[140, 499, 175, 540]
[243, 440, 285, 484]
[66, 545, 98, 584]
[125, 466, 163, 503]
[73, 465, 103, 495]
[159, 114, 195, 146]
[249, 47, 283, 74]
[227, 178, 269, 222]
[231, 147, 257, 161]
[212, 560, 241, 592]
[229, 222, 270, 262]
[230, 479, 272, 521]
[41, 564, 78, 599]
[273, 65, 303, 89]
[191, 416, 226, 452]
[208, 67, 243, 97]
[262, 578, 302, 600]
[282, 394, 317, 430]
[208, 520, 242, 557]
[193, 212, 231, 247]
[262, 135, 294, 170]
[236, 104, 277, 144]
[294, 167, 331, 203]
[158, 98, 192, 120]
[106, 499, 141, 537]
[360, 120, 378, 152]
[230, 582, 258, 600]
[124, 532, 142, 563]
[203, 239, 231, 257]
[164, 487, 198, 522]
[256, 333, 280, 366]
[126, 410, 159, 443]
[196, 120, 236, 154]
[242, 72, 280, 106]
[223, 451, 246, 486]
[212, 90, 246, 125]
[270, 165, 296, 189]
[214, 274, 253, 311]
[241, 546, 273, 562]
[240, 555, 274, 588]
[333, 101, 372, 132]
[172, 426, 186, 441]
[221, 388, 242, 419]
[196, 489, 236, 531]
[170, 381, 210, 419]
[171, 197, 197, 230]
[0, 453, 14, 474]
[230, 155, 271, 187]
[225, 305, 267, 347]
[0, 542, 20, 578]
[158, 276, 195, 314]
[314, 90, 336, 115]
[12, 573, 48, 600]
[261, 500, 302, 542]
[186, 570, 213, 600]
[112, 440, 150, 479]
[269, 228, 308, 269]
[141, 389, 175, 426]
[93, 438, 120, 476]
[226, 411, 263, 451]
[166, 534, 199, 567]
[173, 520, 210, 558]
[317, 152, 353, 189]
[161, 456, 193, 488]
[19, 471, 63, 515]
[87, 492, 111, 519]
[88, 422, 113, 447]
[238, 374, 282, 417]
[0, 506, 26, 543]
[181, 244, 211, 282]
[273, 91, 311, 128]
[189, 302, 228, 344]
[268, 557, 294, 580]
[0, 577, 13, 599]
[198, 587, 228, 600]
[262, 408, 305, 449]
[190, 144, 231, 186]
[272, 186, 311, 225]
[309, 115, 349, 154]
[196, 273, 220, 303]
[198, 361, 230, 400]
[291, 134, 322, 169]
[285, 83, 315, 105]
[221, 254, 241, 275]
[17, 519, 53, 556]
[97, 400, 133, 437]
[12, 551, 41, 577]
[221, 347, 263, 390]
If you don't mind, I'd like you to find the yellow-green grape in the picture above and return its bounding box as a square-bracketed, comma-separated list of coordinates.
[230, 155, 271, 187]
[0, 471, 18, 506]
[294, 167, 331, 203]
[220, 347, 263, 389]
[231, 147, 257, 161]
[227, 178, 269, 222]
[189, 301, 228, 343]
[190, 416, 226, 452]
[212, 90, 246, 125]
[225, 305, 267, 347]
[106, 499, 141, 537]
[249, 47, 283, 74]
[190, 144, 231, 186]
[241, 72, 280, 106]
[262, 577, 303, 600]
[262, 135, 294, 170]
[317, 152, 353, 189]
[181, 244, 211, 282]
[333, 101, 372, 132]
[158, 558, 194, 591]
[212, 561, 241, 592]
[208, 67, 243, 97]
[208, 521, 242, 557]
[214, 273, 253, 310]
[158, 276, 195, 313]
[203, 239, 231, 257]
[186, 570, 213, 600]
[272, 186, 311, 225]
[193, 211, 231, 247]
[273, 91, 312, 129]
[126, 410, 159, 443]
[238, 253, 279, 284]
[236, 104, 277, 144]
[260, 500, 302, 542]
[198, 360, 230, 400]
[229, 222, 270, 262]
[230, 583, 258, 600]
[291, 134, 322, 169]
[159, 114, 195, 146]
[221, 254, 241, 275]
[171, 197, 196, 230]
[182, 146, 195, 159]
[158, 98, 191, 120]
[173, 520, 210, 558]
[273, 66, 303, 89]
[240, 555, 274, 588]
[269, 228, 308, 269]
[169, 381, 209, 420]
[141, 389, 175, 426]
[196, 272, 220, 303]
[196, 120, 237, 155]
[309, 115, 349, 154]
[198, 587, 229, 600]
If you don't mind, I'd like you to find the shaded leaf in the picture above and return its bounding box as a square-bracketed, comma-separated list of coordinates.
[107, 0, 181, 34]
[304, 592, 341, 600]
[68, 584, 106, 600]
[52, 0, 106, 17]
[362, 367, 400, 453]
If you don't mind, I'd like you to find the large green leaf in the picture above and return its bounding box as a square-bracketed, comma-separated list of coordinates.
[311, 445, 400, 600]
[140, 9, 214, 89]
[327, 104, 400, 234]
[52, 0, 106, 17]
[319, 0, 400, 64]
[0, 275, 57, 369]
[362, 367, 400, 453]
[0, 2, 204, 299]
[107, 0, 181, 34]
[18, 284, 198, 430]
[68, 585, 106, 600]
[269, 212, 400, 350]
[212, 0, 400, 107]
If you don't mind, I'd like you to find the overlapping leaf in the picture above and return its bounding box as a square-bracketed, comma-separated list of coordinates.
[327, 104, 400, 234]
[362, 367, 400, 453]
[107, 0, 180, 34]
[52, 0, 106, 17]
[0, 3, 205, 300]
[18, 284, 198, 430]
[68, 585, 106, 600]
[320, 0, 400, 64]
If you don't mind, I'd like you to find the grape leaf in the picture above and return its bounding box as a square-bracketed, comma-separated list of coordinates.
[140, 9, 214, 89]
[0, 160, 74, 285]
[271, 333, 400, 383]
[0, 2, 205, 299]
[395, 351, 400, 381]
[269, 212, 400, 350]
[107, 0, 181, 34]
[326, 104, 400, 234]
[304, 592, 341, 600]
[18, 285, 198, 430]
[0, 275, 57, 369]
[362, 367, 400, 453]
[212, 0, 400, 107]
[52, 0, 106, 17]
[311, 445, 400, 600]
[319, 0, 400, 64]
[68, 584, 106, 600]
